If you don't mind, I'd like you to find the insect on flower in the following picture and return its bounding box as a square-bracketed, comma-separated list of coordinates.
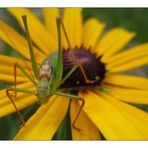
[5, 15, 100, 130]
[1, 8, 148, 140]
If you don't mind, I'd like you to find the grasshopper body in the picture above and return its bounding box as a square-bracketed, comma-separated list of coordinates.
[6, 16, 86, 130]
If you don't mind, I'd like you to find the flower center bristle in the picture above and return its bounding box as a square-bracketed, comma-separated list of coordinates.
[60, 47, 106, 89]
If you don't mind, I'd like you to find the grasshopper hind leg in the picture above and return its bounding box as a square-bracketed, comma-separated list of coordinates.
[72, 97, 85, 131]
[6, 61, 36, 127]
[53, 91, 85, 131]
[6, 63, 25, 127]
[6, 88, 26, 127]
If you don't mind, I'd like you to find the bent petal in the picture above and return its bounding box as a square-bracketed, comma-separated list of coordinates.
[104, 74, 148, 90]
[63, 8, 82, 49]
[100, 92, 148, 139]
[83, 19, 105, 49]
[80, 91, 146, 140]
[70, 100, 100, 140]
[15, 96, 70, 140]
[7, 8, 57, 54]
[104, 85, 148, 104]
[95, 28, 135, 59]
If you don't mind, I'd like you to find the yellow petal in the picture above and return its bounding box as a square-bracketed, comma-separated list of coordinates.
[42, 8, 59, 44]
[83, 18, 105, 49]
[62, 8, 82, 49]
[0, 89, 34, 108]
[0, 89, 8, 100]
[0, 20, 44, 63]
[0, 55, 31, 68]
[7, 8, 57, 54]
[0, 55, 36, 83]
[109, 56, 148, 73]
[0, 81, 33, 100]
[1, 95, 36, 118]
[104, 74, 148, 90]
[100, 92, 148, 139]
[95, 28, 135, 59]
[0, 73, 29, 83]
[0, 82, 36, 117]
[70, 100, 100, 140]
[103, 85, 148, 104]
[80, 91, 145, 140]
[0, 65, 32, 77]
[106, 43, 148, 68]
[15, 96, 70, 140]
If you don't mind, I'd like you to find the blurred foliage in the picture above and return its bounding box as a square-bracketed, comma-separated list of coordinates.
[0, 8, 148, 140]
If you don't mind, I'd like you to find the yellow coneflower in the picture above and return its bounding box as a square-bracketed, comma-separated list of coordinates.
[0, 8, 148, 140]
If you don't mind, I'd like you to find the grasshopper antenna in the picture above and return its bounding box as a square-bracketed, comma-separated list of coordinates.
[0, 17, 38, 126]
[22, 15, 39, 80]
[0, 20, 37, 86]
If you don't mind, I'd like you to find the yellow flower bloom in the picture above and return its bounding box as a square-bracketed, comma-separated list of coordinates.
[0, 8, 148, 140]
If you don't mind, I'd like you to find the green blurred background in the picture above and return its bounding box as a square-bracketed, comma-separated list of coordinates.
[0, 8, 148, 140]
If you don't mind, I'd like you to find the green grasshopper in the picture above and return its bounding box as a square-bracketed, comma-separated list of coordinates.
[6, 15, 96, 130]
